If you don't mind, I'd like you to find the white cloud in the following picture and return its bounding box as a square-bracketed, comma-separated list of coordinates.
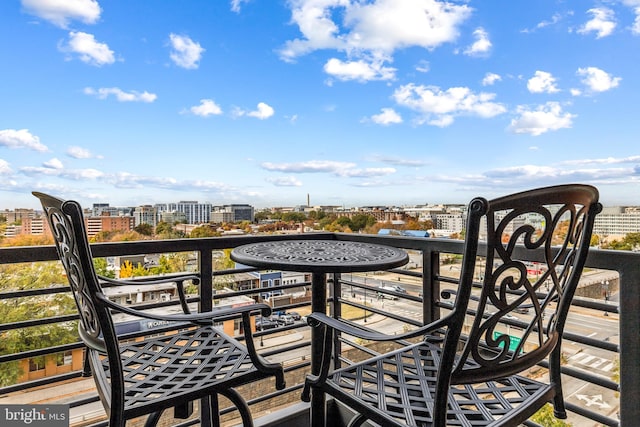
[535, 13, 562, 30]
[367, 155, 426, 167]
[633, 7, 640, 34]
[22, 0, 101, 28]
[262, 160, 354, 173]
[561, 155, 640, 165]
[279, 0, 471, 81]
[247, 102, 275, 119]
[431, 160, 638, 190]
[0, 129, 48, 152]
[190, 99, 223, 117]
[464, 27, 492, 56]
[527, 71, 560, 93]
[415, 60, 430, 73]
[20, 165, 104, 180]
[392, 83, 506, 127]
[43, 158, 63, 169]
[261, 160, 395, 179]
[67, 146, 102, 159]
[230, 0, 250, 13]
[336, 167, 396, 178]
[577, 67, 621, 92]
[578, 7, 616, 38]
[482, 72, 501, 86]
[169, 34, 205, 69]
[370, 108, 403, 125]
[84, 87, 157, 102]
[0, 159, 12, 175]
[266, 176, 303, 187]
[508, 102, 575, 136]
[324, 58, 396, 82]
[60, 31, 115, 66]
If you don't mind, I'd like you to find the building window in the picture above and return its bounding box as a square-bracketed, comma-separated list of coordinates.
[56, 350, 73, 366]
[29, 357, 45, 372]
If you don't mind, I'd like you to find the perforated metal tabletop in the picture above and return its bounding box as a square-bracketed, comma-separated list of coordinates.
[230, 239, 409, 273]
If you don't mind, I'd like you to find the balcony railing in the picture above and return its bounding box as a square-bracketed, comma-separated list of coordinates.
[0, 232, 637, 427]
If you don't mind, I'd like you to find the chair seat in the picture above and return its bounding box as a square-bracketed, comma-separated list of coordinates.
[100, 326, 270, 418]
[325, 341, 555, 426]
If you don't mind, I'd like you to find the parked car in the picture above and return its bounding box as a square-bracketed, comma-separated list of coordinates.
[377, 285, 401, 300]
[287, 311, 301, 321]
[276, 314, 294, 326]
[390, 285, 407, 293]
[514, 307, 530, 314]
[256, 316, 278, 330]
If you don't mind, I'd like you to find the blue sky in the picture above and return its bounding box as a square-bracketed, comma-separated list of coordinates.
[2, 0, 640, 210]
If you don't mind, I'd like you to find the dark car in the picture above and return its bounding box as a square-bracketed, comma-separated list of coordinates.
[514, 307, 530, 314]
[255, 316, 278, 330]
[287, 311, 301, 321]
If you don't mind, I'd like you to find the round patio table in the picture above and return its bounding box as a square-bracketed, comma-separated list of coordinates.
[230, 239, 409, 427]
[230, 239, 409, 274]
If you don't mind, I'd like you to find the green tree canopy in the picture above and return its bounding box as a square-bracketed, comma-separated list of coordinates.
[189, 224, 220, 238]
[134, 223, 153, 236]
[281, 212, 307, 223]
[350, 214, 376, 231]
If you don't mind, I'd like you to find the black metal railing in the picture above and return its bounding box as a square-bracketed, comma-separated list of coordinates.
[0, 232, 637, 427]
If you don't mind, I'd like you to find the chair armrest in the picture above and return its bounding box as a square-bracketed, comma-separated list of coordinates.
[98, 273, 200, 286]
[97, 293, 272, 325]
[98, 273, 199, 315]
[306, 312, 449, 342]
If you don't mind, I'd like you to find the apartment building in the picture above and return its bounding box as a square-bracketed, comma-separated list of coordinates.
[133, 205, 157, 227]
[20, 217, 50, 235]
[85, 214, 135, 237]
[593, 206, 640, 237]
[212, 204, 255, 223]
[1, 208, 35, 223]
[155, 201, 212, 224]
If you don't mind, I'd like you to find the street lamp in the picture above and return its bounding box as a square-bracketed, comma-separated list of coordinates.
[364, 286, 367, 323]
[602, 280, 610, 316]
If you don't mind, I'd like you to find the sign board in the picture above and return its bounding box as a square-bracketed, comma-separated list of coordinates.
[492, 331, 522, 353]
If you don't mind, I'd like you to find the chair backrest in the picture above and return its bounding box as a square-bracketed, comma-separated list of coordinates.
[446, 184, 601, 384]
[33, 192, 116, 354]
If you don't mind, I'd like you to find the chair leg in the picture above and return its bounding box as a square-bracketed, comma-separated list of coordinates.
[550, 346, 567, 419]
[143, 410, 164, 427]
[220, 389, 254, 427]
[208, 395, 220, 427]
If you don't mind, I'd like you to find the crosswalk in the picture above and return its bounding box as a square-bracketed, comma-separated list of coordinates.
[569, 352, 615, 373]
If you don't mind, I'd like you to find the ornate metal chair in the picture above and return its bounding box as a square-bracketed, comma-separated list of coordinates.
[302, 184, 601, 426]
[34, 192, 285, 427]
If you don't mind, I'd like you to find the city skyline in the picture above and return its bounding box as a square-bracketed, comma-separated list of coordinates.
[2, 1, 640, 210]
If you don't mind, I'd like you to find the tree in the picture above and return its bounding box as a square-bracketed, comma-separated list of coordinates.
[0, 262, 78, 387]
[254, 211, 272, 222]
[601, 232, 640, 250]
[155, 221, 185, 239]
[0, 262, 67, 291]
[190, 224, 220, 238]
[350, 214, 376, 232]
[134, 223, 153, 236]
[531, 404, 572, 426]
[281, 212, 307, 223]
[93, 258, 115, 278]
[1, 234, 53, 247]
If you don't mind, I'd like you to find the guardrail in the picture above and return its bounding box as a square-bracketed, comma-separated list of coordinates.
[0, 232, 637, 427]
